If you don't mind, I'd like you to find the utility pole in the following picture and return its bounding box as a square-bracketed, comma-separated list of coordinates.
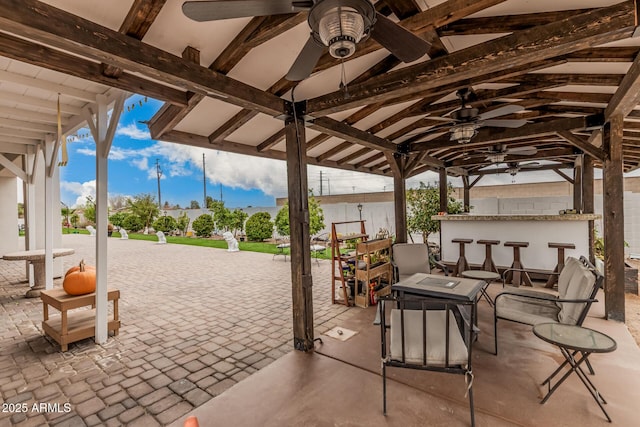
[220, 184, 223, 202]
[156, 159, 162, 208]
[320, 171, 323, 196]
[203, 153, 207, 208]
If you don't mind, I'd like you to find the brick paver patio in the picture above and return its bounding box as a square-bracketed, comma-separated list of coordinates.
[0, 234, 357, 426]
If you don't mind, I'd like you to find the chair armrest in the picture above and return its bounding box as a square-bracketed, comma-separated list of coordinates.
[433, 260, 449, 276]
[391, 260, 400, 283]
[494, 290, 559, 305]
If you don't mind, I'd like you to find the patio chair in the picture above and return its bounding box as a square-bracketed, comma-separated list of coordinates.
[273, 237, 290, 261]
[392, 243, 449, 283]
[380, 294, 477, 426]
[310, 234, 328, 263]
[493, 256, 603, 356]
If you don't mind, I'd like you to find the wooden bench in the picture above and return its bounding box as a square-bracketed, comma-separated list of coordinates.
[40, 288, 120, 351]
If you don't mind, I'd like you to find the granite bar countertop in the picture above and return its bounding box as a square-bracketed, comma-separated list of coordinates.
[432, 214, 602, 221]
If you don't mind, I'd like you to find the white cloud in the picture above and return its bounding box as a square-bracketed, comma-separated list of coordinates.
[60, 180, 96, 207]
[116, 123, 151, 140]
[131, 157, 148, 171]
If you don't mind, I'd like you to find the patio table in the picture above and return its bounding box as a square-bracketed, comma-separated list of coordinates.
[533, 322, 617, 422]
[2, 248, 75, 297]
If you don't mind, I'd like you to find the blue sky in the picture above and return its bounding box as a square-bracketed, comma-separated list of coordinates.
[59, 94, 619, 209]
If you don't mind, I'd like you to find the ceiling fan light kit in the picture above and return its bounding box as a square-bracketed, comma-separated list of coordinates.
[450, 123, 478, 144]
[311, 0, 375, 59]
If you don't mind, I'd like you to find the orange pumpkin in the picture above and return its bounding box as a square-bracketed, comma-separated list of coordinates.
[63, 260, 96, 295]
[64, 261, 95, 278]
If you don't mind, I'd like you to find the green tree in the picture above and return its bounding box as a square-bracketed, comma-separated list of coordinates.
[205, 196, 215, 209]
[127, 193, 160, 231]
[230, 209, 248, 236]
[406, 182, 463, 242]
[208, 200, 232, 232]
[176, 211, 190, 236]
[60, 205, 75, 227]
[192, 214, 214, 237]
[108, 212, 128, 229]
[18, 203, 24, 218]
[275, 195, 325, 236]
[245, 212, 273, 242]
[190, 200, 201, 209]
[70, 213, 79, 228]
[152, 215, 178, 233]
[84, 201, 96, 224]
[121, 213, 144, 232]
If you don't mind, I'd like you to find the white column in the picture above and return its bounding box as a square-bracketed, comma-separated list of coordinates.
[0, 176, 18, 256]
[86, 92, 125, 344]
[44, 135, 55, 290]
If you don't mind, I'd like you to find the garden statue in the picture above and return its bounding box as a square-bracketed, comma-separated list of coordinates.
[86, 225, 96, 236]
[120, 228, 129, 240]
[223, 231, 239, 252]
[156, 230, 167, 244]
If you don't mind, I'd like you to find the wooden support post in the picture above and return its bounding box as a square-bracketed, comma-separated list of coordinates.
[43, 135, 54, 291]
[439, 168, 448, 213]
[583, 155, 595, 264]
[573, 156, 582, 212]
[602, 115, 625, 322]
[285, 100, 314, 352]
[391, 153, 407, 243]
[462, 175, 470, 213]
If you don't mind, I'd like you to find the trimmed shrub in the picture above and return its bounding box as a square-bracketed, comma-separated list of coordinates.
[245, 212, 273, 242]
[192, 214, 215, 237]
[152, 215, 178, 233]
[121, 213, 144, 232]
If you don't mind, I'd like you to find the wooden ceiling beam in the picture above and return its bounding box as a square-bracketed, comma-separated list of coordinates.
[0, 0, 284, 114]
[504, 73, 624, 86]
[307, 2, 635, 116]
[605, 52, 640, 119]
[103, 0, 167, 78]
[557, 131, 605, 161]
[309, 117, 396, 152]
[566, 46, 640, 62]
[0, 31, 187, 107]
[439, 10, 589, 36]
[159, 131, 390, 177]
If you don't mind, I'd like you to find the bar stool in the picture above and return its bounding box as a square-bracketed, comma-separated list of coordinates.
[504, 241, 532, 287]
[545, 242, 576, 288]
[477, 239, 500, 273]
[452, 238, 473, 276]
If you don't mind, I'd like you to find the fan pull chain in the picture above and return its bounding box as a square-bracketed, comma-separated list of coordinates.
[339, 60, 350, 99]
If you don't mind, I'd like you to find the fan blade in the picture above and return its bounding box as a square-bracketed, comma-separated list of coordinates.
[182, 1, 311, 21]
[506, 146, 537, 156]
[286, 37, 325, 81]
[478, 104, 524, 120]
[371, 14, 430, 63]
[482, 119, 528, 128]
[520, 161, 540, 168]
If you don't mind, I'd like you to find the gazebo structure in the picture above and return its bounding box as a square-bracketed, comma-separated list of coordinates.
[0, 0, 637, 352]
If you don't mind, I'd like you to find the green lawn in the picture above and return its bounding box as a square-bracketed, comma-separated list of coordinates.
[57, 228, 335, 259]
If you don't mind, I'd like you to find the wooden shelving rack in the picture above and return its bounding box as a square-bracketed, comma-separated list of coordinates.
[331, 220, 368, 306]
[353, 238, 393, 308]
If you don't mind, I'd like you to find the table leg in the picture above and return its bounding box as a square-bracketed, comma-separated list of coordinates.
[541, 348, 611, 422]
[25, 261, 45, 298]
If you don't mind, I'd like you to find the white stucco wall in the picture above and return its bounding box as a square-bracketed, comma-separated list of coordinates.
[0, 176, 19, 256]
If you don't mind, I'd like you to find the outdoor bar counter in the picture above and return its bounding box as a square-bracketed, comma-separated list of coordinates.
[433, 214, 601, 272]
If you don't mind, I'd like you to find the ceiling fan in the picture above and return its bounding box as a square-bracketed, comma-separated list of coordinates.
[505, 161, 540, 177]
[182, 0, 431, 81]
[474, 143, 537, 163]
[438, 88, 527, 144]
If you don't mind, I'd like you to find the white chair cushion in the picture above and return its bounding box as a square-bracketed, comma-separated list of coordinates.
[558, 265, 596, 325]
[557, 257, 581, 300]
[496, 290, 561, 325]
[390, 309, 468, 366]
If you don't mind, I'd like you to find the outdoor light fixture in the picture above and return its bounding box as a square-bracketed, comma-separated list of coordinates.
[309, 0, 376, 59]
[357, 203, 363, 221]
[449, 123, 478, 144]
